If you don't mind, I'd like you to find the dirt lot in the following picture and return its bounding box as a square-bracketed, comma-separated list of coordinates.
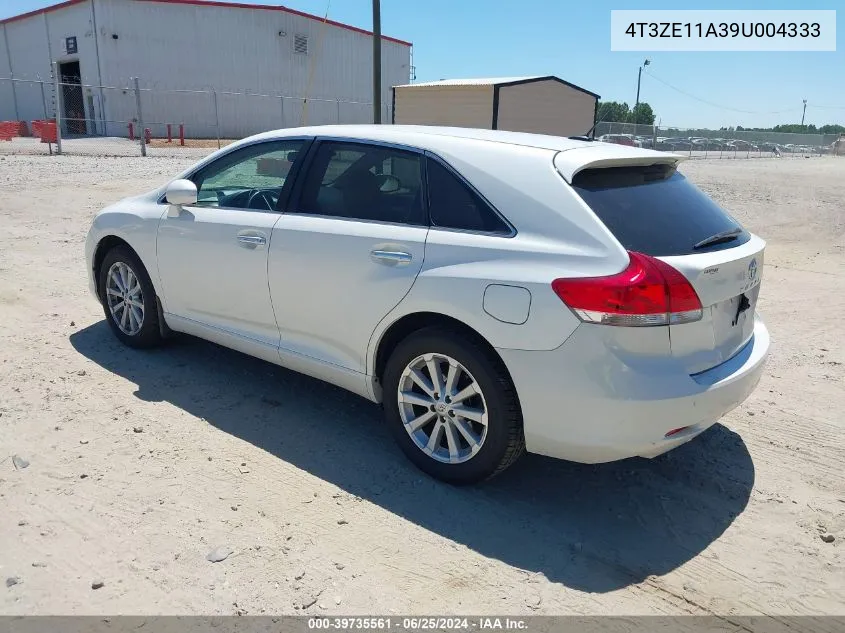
[0, 154, 843, 616]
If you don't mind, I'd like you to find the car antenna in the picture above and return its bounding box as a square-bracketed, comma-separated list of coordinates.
[569, 121, 598, 142]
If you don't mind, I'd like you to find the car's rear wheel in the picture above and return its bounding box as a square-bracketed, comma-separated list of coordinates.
[383, 327, 525, 484]
[98, 245, 162, 348]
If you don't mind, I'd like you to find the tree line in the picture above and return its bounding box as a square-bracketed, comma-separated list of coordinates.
[735, 123, 844, 135]
[596, 101, 655, 125]
[596, 100, 843, 135]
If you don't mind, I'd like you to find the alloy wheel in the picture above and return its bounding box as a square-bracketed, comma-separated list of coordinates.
[105, 261, 145, 336]
[397, 353, 489, 464]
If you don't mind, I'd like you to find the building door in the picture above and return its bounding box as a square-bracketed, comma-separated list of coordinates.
[59, 61, 86, 135]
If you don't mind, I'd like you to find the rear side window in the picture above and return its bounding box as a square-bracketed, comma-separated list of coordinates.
[296, 142, 425, 225]
[572, 165, 749, 256]
[427, 159, 511, 234]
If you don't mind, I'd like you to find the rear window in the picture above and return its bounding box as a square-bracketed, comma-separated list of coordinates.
[572, 164, 750, 256]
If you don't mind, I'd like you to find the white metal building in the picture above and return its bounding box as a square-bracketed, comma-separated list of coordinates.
[392, 77, 599, 138]
[0, 0, 412, 138]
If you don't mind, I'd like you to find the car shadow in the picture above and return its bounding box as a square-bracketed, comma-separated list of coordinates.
[70, 322, 755, 593]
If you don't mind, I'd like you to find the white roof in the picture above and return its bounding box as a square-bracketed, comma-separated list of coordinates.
[249, 124, 589, 152]
[237, 124, 680, 170]
[393, 77, 544, 88]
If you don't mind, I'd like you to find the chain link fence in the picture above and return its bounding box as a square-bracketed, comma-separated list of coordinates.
[595, 121, 842, 158]
[0, 77, 58, 154]
[0, 75, 392, 157]
[3, 76, 842, 159]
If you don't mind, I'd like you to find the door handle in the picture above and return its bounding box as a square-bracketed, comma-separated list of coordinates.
[370, 250, 412, 266]
[237, 234, 267, 247]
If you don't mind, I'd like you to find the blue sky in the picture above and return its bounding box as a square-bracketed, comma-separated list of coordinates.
[2, 0, 842, 128]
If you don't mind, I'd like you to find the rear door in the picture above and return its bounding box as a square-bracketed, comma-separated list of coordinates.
[568, 161, 764, 374]
[268, 139, 428, 373]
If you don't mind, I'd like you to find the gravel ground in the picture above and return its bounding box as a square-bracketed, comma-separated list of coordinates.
[0, 153, 843, 617]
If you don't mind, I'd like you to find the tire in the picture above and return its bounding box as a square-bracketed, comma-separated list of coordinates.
[98, 245, 162, 349]
[383, 327, 525, 484]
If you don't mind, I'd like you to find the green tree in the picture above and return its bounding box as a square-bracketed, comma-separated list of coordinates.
[596, 100, 630, 123]
[819, 124, 845, 135]
[629, 103, 656, 125]
[772, 124, 818, 133]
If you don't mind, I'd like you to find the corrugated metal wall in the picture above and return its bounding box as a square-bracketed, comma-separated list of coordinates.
[496, 81, 595, 137]
[0, 26, 15, 119]
[0, 0, 411, 137]
[0, 1, 105, 125]
[393, 85, 495, 129]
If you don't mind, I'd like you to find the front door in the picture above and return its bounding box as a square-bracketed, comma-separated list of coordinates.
[157, 139, 307, 348]
[59, 60, 86, 135]
[269, 140, 429, 373]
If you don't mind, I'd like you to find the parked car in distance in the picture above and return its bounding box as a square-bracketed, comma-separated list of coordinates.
[656, 137, 692, 151]
[690, 138, 717, 150]
[759, 142, 789, 153]
[85, 125, 769, 484]
[598, 134, 636, 147]
[726, 140, 759, 152]
[634, 135, 654, 149]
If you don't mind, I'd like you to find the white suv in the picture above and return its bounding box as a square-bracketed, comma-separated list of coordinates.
[85, 125, 769, 484]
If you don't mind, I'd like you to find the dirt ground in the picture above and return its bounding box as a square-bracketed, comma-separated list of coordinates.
[0, 154, 843, 617]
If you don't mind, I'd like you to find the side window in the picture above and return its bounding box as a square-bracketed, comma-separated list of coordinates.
[192, 140, 305, 211]
[296, 142, 425, 225]
[427, 158, 511, 234]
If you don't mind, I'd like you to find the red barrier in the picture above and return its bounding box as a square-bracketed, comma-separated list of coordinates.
[0, 122, 16, 141]
[179, 123, 185, 146]
[166, 124, 172, 143]
[0, 121, 27, 139]
[38, 122, 57, 143]
[2, 120, 43, 141]
[29, 120, 57, 143]
[144, 128, 152, 144]
[128, 122, 135, 141]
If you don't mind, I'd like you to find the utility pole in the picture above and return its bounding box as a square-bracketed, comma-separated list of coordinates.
[634, 58, 651, 117]
[801, 99, 807, 128]
[372, 0, 382, 124]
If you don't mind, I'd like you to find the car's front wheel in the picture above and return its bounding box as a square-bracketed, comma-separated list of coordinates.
[98, 245, 162, 348]
[383, 327, 525, 484]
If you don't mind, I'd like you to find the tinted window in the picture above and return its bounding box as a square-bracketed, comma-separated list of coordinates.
[296, 142, 424, 224]
[193, 140, 304, 211]
[427, 159, 511, 234]
[572, 165, 749, 256]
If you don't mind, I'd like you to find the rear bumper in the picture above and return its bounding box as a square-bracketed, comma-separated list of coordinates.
[497, 314, 769, 463]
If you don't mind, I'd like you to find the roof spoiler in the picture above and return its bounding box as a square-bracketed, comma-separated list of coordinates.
[553, 147, 686, 183]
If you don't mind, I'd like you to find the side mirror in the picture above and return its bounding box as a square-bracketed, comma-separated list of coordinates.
[165, 179, 198, 206]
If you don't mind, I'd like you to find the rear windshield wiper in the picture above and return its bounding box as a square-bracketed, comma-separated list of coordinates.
[693, 227, 742, 250]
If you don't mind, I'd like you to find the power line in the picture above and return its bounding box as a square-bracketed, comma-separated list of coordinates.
[642, 69, 803, 115]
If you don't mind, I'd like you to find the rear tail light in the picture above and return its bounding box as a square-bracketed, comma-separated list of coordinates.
[551, 251, 703, 327]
